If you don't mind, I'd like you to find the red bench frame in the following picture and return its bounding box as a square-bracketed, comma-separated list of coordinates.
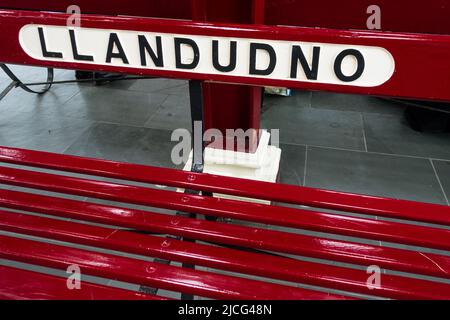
[0, 4, 450, 300]
[1, 9, 450, 101]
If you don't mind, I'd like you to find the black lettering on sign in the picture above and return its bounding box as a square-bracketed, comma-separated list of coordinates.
[38, 27, 63, 59]
[106, 33, 129, 64]
[69, 30, 94, 62]
[334, 49, 365, 82]
[290, 46, 320, 80]
[174, 38, 200, 70]
[249, 43, 276, 76]
[138, 35, 164, 67]
[212, 40, 237, 73]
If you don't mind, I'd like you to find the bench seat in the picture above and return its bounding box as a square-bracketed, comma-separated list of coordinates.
[0, 146, 449, 300]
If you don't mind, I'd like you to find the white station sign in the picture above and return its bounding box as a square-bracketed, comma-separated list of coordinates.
[19, 25, 395, 87]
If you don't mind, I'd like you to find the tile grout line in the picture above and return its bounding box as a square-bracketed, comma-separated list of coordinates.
[38, 91, 172, 131]
[144, 94, 171, 125]
[74, 79, 187, 96]
[57, 84, 85, 108]
[4, 83, 82, 120]
[303, 145, 308, 187]
[279, 141, 450, 163]
[61, 121, 97, 155]
[360, 113, 368, 152]
[308, 91, 313, 108]
[430, 159, 450, 206]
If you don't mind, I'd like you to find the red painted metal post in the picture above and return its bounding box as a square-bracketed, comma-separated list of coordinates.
[191, 0, 264, 153]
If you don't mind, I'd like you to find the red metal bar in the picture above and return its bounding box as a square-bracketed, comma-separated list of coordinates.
[1, 146, 448, 226]
[1, 166, 450, 253]
[0, 10, 449, 101]
[265, 0, 450, 35]
[192, 0, 262, 153]
[0, 0, 191, 20]
[1, 0, 449, 35]
[1, 189, 450, 280]
[253, 0, 266, 24]
[0, 235, 348, 300]
[0, 265, 163, 300]
[1, 211, 449, 300]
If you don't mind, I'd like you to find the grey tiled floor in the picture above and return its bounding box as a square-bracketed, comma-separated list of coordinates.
[263, 90, 450, 206]
[263, 103, 367, 151]
[0, 65, 449, 299]
[305, 147, 447, 205]
[363, 113, 450, 160]
[0, 66, 447, 206]
[434, 161, 450, 203]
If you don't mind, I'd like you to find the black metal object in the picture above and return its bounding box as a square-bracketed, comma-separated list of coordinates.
[0, 64, 156, 102]
[139, 80, 208, 300]
[381, 98, 450, 133]
[0, 64, 53, 95]
[189, 80, 205, 174]
[404, 106, 450, 133]
[23, 74, 157, 86]
[390, 98, 450, 115]
[0, 81, 17, 100]
[176, 80, 206, 300]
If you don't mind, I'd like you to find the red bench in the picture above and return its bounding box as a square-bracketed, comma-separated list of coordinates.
[0, 146, 450, 300]
[1, 3, 450, 300]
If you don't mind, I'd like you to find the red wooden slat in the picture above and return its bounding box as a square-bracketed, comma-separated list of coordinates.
[0, 235, 347, 300]
[0, 265, 163, 300]
[1, 211, 449, 300]
[0, 146, 449, 226]
[0, 165, 450, 253]
[1, 189, 450, 280]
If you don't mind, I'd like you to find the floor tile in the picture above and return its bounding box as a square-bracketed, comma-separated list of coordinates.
[158, 289, 182, 299]
[268, 223, 382, 247]
[0, 82, 82, 114]
[363, 113, 450, 160]
[4, 185, 87, 202]
[433, 160, 450, 204]
[279, 144, 306, 186]
[156, 82, 189, 96]
[0, 112, 93, 153]
[0, 66, 76, 89]
[305, 147, 447, 205]
[311, 92, 405, 115]
[83, 196, 178, 216]
[104, 78, 188, 95]
[262, 106, 365, 151]
[379, 241, 450, 257]
[0, 257, 117, 287]
[0, 65, 50, 82]
[107, 280, 140, 292]
[53, 69, 79, 82]
[54, 86, 167, 126]
[145, 94, 192, 131]
[64, 122, 180, 168]
[131, 78, 188, 95]
[263, 90, 311, 112]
